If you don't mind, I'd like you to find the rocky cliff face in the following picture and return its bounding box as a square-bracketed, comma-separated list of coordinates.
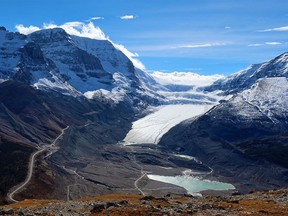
[28, 28, 111, 92]
[0, 27, 26, 80]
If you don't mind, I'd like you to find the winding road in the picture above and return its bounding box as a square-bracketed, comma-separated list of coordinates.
[134, 171, 147, 196]
[7, 126, 69, 202]
[126, 145, 149, 196]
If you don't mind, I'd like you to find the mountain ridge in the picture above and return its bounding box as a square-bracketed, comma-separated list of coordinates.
[206, 52, 288, 94]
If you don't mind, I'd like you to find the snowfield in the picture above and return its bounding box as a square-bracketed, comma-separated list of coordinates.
[124, 104, 214, 144]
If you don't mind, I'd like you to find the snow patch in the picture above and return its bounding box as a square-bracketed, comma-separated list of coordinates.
[240, 77, 288, 122]
[84, 88, 126, 103]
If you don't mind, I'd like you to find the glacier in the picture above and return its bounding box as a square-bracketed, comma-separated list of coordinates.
[124, 104, 214, 144]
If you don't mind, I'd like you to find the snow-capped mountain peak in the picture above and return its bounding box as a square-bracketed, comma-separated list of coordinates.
[0, 26, 166, 108]
[206, 52, 288, 95]
[29, 28, 71, 44]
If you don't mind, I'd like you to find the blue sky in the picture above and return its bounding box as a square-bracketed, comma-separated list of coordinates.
[1, 0, 288, 75]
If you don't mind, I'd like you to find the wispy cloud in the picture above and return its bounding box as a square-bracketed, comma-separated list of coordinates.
[248, 42, 282, 47]
[120, 15, 135, 20]
[248, 43, 263, 47]
[57, 22, 106, 40]
[225, 26, 231, 29]
[177, 42, 227, 49]
[90, 17, 104, 20]
[265, 42, 282, 45]
[16, 22, 107, 40]
[259, 26, 288, 32]
[128, 42, 229, 52]
[15, 24, 41, 35]
[113, 43, 145, 70]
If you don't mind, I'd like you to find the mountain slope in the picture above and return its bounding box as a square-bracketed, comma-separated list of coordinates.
[0, 80, 135, 201]
[160, 77, 288, 192]
[0, 27, 27, 81]
[207, 52, 288, 94]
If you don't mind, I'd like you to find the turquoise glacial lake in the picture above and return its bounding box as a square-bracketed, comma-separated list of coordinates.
[147, 174, 235, 194]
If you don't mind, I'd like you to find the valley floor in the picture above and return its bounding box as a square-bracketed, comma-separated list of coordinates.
[11, 142, 234, 202]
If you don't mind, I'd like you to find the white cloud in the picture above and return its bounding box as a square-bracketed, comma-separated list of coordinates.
[248, 43, 263, 47]
[15, 24, 41, 35]
[59, 22, 107, 40]
[90, 17, 104, 20]
[120, 15, 135, 20]
[113, 43, 145, 70]
[225, 26, 231, 29]
[128, 42, 229, 52]
[150, 71, 224, 87]
[178, 42, 227, 49]
[265, 42, 282, 45]
[16, 21, 107, 40]
[259, 26, 288, 32]
[248, 42, 282, 47]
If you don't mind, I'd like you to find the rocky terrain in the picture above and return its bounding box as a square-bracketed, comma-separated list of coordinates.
[1, 189, 288, 215]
